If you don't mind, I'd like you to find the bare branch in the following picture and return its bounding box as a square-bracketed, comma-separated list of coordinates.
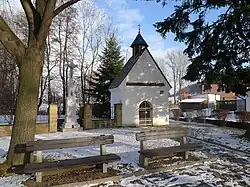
[20, 0, 35, 36]
[35, 0, 48, 17]
[53, 0, 81, 18]
[37, 0, 56, 45]
[0, 16, 25, 61]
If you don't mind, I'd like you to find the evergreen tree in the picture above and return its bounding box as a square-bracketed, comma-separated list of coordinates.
[149, 0, 250, 95]
[89, 34, 124, 104]
[147, 0, 250, 138]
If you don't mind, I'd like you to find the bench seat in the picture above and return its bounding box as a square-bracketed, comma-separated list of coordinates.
[10, 154, 120, 174]
[139, 144, 202, 159]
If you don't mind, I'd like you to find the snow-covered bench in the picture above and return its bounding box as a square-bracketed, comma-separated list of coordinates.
[10, 135, 121, 182]
[136, 127, 201, 167]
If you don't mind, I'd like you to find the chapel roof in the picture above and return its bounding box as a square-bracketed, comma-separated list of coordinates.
[109, 48, 145, 89]
[130, 33, 148, 48]
[109, 48, 172, 89]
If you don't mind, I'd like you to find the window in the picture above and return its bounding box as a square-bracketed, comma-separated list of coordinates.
[139, 101, 153, 125]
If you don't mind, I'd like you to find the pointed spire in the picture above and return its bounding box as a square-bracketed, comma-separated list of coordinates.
[130, 26, 148, 48]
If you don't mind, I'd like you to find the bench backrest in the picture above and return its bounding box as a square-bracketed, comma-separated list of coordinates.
[136, 127, 190, 141]
[25, 135, 114, 152]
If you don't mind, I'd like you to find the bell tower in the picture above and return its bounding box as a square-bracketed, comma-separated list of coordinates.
[130, 25, 148, 56]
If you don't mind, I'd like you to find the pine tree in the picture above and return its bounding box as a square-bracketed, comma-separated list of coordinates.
[89, 34, 124, 104]
[148, 0, 250, 138]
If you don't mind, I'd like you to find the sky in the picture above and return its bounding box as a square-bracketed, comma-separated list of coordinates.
[96, 0, 225, 58]
[9, 0, 225, 59]
[98, 0, 184, 58]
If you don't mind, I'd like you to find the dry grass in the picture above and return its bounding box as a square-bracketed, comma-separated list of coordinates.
[23, 167, 119, 187]
[146, 154, 201, 170]
[0, 162, 13, 177]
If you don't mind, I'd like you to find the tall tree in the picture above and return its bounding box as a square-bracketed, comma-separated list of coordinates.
[0, 0, 81, 165]
[51, 6, 79, 114]
[166, 50, 189, 102]
[89, 34, 124, 104]
[77, 0, 112, 104]
[156, 50, 190, 103]
[148, 0, 250, 137]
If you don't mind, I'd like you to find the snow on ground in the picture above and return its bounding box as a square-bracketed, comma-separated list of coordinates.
[172, 120, 250, 154]
[0, 122, 250, 187]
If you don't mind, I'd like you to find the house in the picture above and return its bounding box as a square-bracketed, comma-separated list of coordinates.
[180, 94, 220, 117]
[178, 84, 247, 113]
[179, 83, 237, 101]
[178, 83, 202, 100]
[109, 29, 171, 126]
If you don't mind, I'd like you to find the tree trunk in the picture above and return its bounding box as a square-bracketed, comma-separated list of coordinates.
[48, 75, 52, 104]
[62, 79, 66, 115]
[7, 48, 43, 165]
[172, 70, 177, 104]
[173, 83, 176, 105]
[179, 72, 182, 101]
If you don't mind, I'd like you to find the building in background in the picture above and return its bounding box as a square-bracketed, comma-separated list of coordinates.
[179, 83, 237, 101]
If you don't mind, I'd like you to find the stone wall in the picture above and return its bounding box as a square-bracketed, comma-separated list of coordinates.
[83, 104, 93, 129]
[49, 104, 58, 132]
[92, 119, 115, 129]
[114, 104, 122, 127]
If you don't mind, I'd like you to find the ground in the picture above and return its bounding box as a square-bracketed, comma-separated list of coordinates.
[0, 121, 249, 187]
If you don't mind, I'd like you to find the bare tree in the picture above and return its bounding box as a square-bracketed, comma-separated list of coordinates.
[38, 35, 58, 109]
[164, 49, 190, 104]
[51, 5, 79, 114]
[0, 43, 18, 125]
[0, 0, 81, 165]
[77, 1, 111, 104]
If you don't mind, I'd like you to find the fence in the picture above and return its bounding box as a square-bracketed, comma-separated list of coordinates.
[92, 103, 113, 119]
[80, 103, 122, 129]
[0, 104, 58, 136]
[0, 107, 50, 125]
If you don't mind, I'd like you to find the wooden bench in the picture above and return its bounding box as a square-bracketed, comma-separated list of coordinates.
[136, 127, 201, 167]
[10, 135, 121, 182]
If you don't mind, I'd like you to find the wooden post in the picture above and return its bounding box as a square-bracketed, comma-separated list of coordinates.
[100, 135, 107, 173]
[181, 137, 188, 159]
[35, 151, 42, 182]
[139, 140, 148, 167]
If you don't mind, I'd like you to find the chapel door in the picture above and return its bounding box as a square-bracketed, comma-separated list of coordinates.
[139, 101, 153, 125]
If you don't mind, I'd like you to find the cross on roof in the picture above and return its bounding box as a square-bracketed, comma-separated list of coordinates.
[138, 24, 141, 34]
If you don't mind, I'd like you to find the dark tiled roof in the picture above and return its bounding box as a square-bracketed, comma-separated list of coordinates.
[170, 83, 202, 97]
[109, 48, 172, 89]
[109, 49, 145, 89]
[130, 33, 148, 47]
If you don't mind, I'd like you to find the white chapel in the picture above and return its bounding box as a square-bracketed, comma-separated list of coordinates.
[109, 29, 171, 126]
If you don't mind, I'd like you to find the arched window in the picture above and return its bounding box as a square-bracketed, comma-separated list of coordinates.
[139, 101, 153, 125]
